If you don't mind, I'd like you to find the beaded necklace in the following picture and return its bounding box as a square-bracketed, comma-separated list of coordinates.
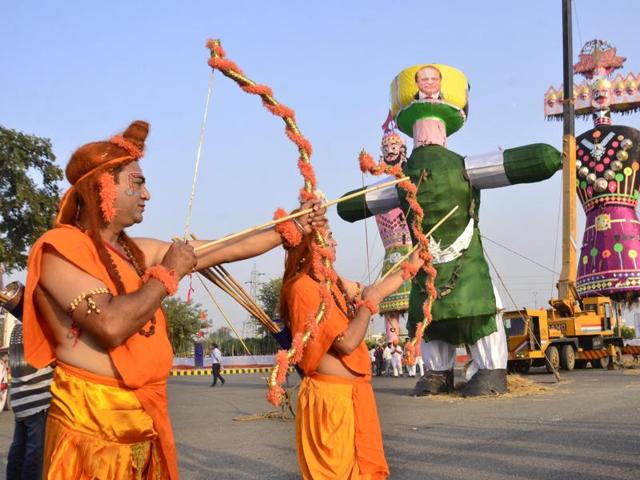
[116, 236, 157, 338]
[331, 279, 355, 320]
[75, 223, 157, 337]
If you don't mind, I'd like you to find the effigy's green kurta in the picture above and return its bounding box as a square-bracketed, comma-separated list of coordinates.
[401, 144, 497, 345]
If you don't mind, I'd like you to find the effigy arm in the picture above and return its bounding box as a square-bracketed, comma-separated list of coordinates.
[337, 176, 402, 223]
[464, 143, 561, 190]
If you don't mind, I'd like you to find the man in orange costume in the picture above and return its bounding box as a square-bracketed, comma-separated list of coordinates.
[22, 120, 324, 479]
[279, 231, 422, 479]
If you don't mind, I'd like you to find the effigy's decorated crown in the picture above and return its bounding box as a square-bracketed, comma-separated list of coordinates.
[544, 39, 640, 119]
[381, 131, 404, 147]
[389, 63, 469, 137]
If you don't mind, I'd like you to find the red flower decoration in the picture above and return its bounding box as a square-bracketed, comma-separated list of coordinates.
[273, 208, 302, 248]
[359, 150, 377, 173]
[400, 261, 419, 280]
[98, 171, 117, 222]
[109, 135, 143, 159]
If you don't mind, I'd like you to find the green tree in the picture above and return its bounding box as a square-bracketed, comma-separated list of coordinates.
[621, 325, 636, 340]
[207, 326, 232, 347]
[253, 277, 282, 336]
[203, 279, 283, 356]
[0, 126, 63, 284]
[206, 326, 280, 356]
[163, 297, 206, 356]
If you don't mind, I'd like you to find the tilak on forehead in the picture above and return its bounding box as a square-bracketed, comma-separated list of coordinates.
[126, 172, 146, 197]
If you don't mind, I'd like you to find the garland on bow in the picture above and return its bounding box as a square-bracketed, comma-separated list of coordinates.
[358, 150, 438, 335]
[205, 39, 335, 406]
[402, 323, 423, 367]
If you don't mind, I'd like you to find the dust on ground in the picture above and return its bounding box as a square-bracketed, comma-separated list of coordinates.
[426, 374, 561, 403]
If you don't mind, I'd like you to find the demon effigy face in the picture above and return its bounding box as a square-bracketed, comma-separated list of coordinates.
[381, 134, 407, 167]
[591, 78, 612, 110]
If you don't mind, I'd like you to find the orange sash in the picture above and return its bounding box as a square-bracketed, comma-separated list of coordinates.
[23, 225, 178, 480]
[287, 275, 371, 376]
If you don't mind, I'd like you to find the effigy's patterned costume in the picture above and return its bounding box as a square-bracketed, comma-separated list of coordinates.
[374, 133, 412, 343]
[376, 208, 412, 313]
[576, 125, 640, 299]
[544, 40, 640, 303]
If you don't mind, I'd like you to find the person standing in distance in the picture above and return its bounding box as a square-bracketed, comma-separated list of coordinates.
[210, 343, 225, 387]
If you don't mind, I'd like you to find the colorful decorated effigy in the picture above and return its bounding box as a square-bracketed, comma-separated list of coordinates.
[373, 131, 412, 343]
[545, 40, 640, 303]
[339, 63, 562, 396]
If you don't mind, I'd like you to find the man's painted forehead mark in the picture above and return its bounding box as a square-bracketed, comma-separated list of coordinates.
[126, 172, 146, 196]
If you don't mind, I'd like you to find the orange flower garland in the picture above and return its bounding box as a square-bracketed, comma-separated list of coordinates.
[358, 149, 439, 331]
[404, 321, 425, 363]
[355, 298, 379, 315]
[404, 341, 416, 366]
[274, 350, 289, 386]
[206, 39, 336, 406]
[304, 314, 320, 339]
[109, 135, 143, 159]
[359, 151, 378, 173]
[273, 208, 302, 248]
[142, 265, 178, 296]
[400, 261, 419, 280]
[290, 333, 305, 364]
[98, 171, 118, 222]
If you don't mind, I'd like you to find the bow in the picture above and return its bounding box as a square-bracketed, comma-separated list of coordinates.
[196, 39, 335, 406]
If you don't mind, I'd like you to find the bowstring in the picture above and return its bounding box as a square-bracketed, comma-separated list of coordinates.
[183, 70, 215, 239]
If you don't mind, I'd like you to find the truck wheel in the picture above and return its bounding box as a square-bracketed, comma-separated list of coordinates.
[560, 345, 575, 371]
[613, 346, 623, 368]
[515, 361, 531, 374]
[591, 354, 610, 369]
[545, 345, 560, 374]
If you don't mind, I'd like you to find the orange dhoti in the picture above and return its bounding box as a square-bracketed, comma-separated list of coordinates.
[43, 363, 166, 479]
[296, 373, 389, 480]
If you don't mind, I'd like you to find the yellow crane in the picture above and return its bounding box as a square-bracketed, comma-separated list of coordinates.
[504, 0, 624, 374]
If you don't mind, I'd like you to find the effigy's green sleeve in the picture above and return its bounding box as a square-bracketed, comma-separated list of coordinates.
[464, 143, 561, 189]
[337, 177, 401, 223]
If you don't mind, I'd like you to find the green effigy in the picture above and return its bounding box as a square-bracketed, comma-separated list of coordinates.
[338, 61, 561, 348]
[402, 145, 497, 345]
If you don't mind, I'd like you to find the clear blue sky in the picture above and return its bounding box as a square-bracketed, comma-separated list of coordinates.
[3, 1, 639, 334]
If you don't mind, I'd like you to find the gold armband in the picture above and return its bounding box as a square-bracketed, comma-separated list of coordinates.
[68, 287, 110, 315]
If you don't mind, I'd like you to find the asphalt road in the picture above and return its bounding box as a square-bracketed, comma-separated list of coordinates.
[1, 367, 638, 479]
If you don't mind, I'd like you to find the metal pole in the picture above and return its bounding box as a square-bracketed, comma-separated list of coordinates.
[562, 0, 575, 139]
[558, 0, 578, 303]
